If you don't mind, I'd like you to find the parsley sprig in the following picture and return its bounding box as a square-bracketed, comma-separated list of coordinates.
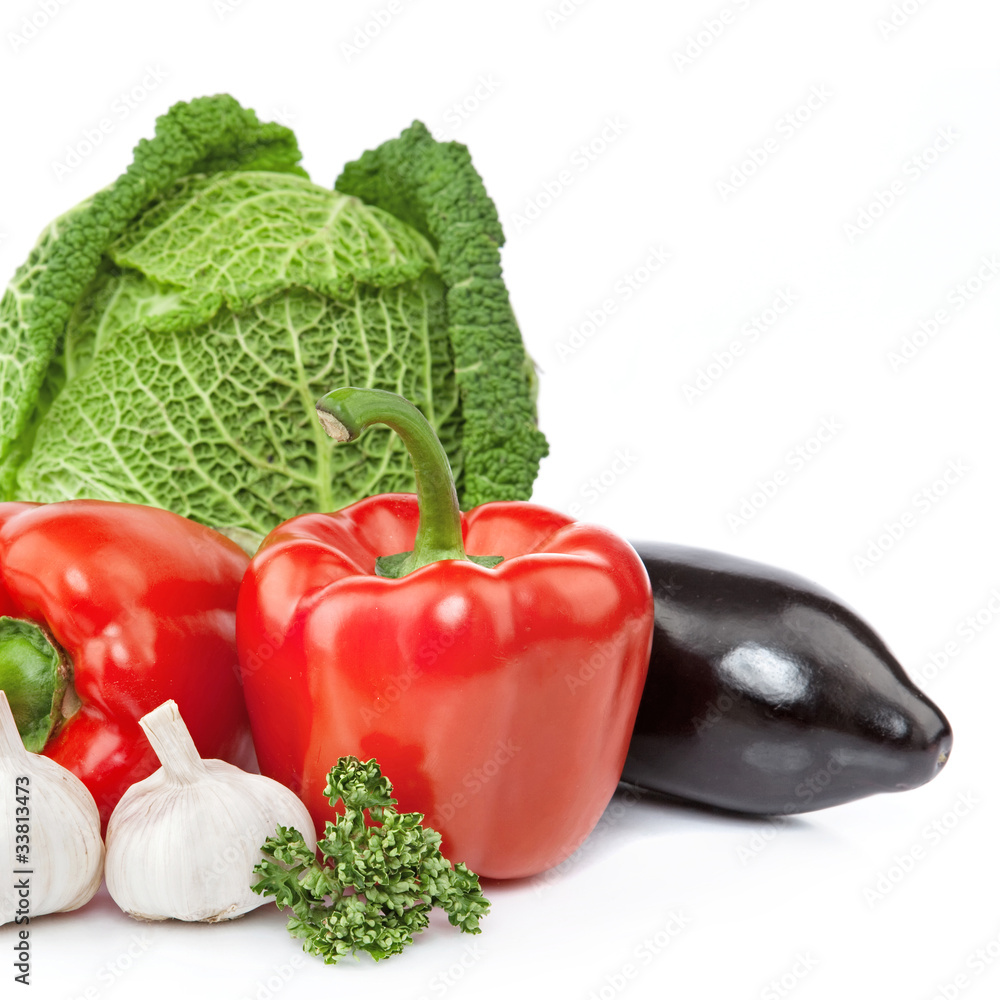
[252, 756, 490, 963]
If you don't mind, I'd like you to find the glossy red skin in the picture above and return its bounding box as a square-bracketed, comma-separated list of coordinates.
[237, 493, 653, 880]
[0, 500, 254, 827]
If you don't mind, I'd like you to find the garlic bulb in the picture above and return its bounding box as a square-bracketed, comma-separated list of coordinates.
[105, 699, 317, 922]
[0, 690, 104, 926]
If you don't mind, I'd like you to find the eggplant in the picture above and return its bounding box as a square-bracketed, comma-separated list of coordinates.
[621, 541, 952, 815]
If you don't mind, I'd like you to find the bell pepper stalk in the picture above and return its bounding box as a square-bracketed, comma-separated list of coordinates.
[0, 499, 255, 827]
[313, 388, 503, 578]
[237, 386, 654, 880]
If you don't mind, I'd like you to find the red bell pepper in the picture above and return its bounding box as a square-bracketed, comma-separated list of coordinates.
[0, 499, 254, 826]
[237, 387, 653, 880]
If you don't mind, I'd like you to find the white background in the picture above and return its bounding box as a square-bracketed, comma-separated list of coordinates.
[2, 1, 999, 998]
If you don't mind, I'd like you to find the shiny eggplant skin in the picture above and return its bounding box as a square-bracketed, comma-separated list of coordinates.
[621, 541, 953, 815]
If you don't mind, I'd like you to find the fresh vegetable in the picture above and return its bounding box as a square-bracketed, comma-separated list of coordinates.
[1, 690, 104, 926]
[237, 387, 653, 879]
[621, 541, 953, 814]
[0, 94, 547, 533]
[0, 499, 254, 826]
[105, 700, 316, 923]
[252, 755, 489, 964]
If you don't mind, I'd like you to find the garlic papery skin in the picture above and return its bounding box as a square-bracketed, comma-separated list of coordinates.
[0, 690, 104, 926]
[105, 699, 317, 922]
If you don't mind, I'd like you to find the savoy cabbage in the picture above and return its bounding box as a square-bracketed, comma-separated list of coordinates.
[0, 95, 547, 532]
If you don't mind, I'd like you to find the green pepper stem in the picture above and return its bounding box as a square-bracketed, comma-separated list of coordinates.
[0, 617, 71, 753]
[315, 387, 468, 576]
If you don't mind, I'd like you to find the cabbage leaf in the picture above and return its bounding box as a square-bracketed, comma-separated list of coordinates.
[0, 95, 547, 532]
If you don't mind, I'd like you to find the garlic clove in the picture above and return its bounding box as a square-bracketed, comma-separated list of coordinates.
[105, 699, 317, 922]
[0, 690, 105, 926]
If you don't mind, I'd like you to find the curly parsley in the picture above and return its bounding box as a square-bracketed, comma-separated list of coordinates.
[252, 756, 490, 963]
